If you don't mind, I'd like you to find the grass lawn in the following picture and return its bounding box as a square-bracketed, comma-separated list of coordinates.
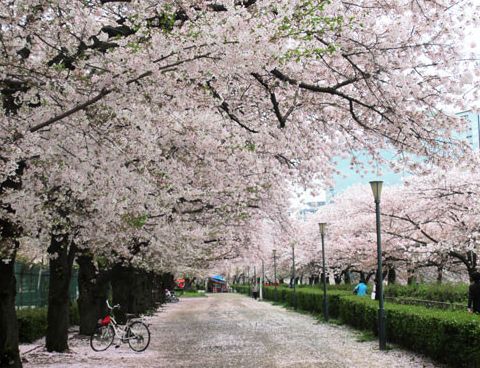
[178, 290, 207, 298]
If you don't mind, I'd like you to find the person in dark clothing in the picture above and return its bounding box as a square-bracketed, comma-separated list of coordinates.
[252, 283, 259, 300]
[468, 272, 480, 313]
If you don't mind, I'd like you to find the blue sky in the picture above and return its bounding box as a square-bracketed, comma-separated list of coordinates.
[291, 111, 479, 211]
[332, 111, 480, 195]
[332, 150, 405, 195]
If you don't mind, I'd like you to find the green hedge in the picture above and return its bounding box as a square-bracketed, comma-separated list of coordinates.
[384, 283, 468, 303]
[233, 285, 480, 367]
[326, 284, 356, 291]
[17, 304, 80, 343]
[301, 282, 468, 303]
[17, 308, 48, 343]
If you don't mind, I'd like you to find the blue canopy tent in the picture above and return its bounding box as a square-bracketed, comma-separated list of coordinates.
[210, 275, 225, 283]
[208, 275, 227, 292]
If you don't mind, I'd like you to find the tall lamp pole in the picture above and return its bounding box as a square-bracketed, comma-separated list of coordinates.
[292, 243, 296, 309]
[319, 223, 329, 321]
[260, 259, 265, 300]
[370, 180, 386, 350]
[253, 265, 257, 298]
[273, 249, 277, 302]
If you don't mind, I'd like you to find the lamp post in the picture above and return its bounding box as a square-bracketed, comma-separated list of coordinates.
[273, 249, 277, 302]
[370, 180, 386, 350]
[247, 265, 251, 296]
[318, 223, 329, 321]
[253, 265, 257, 299]
[292, 243, 296, 309]
[260, 259, 265, 300]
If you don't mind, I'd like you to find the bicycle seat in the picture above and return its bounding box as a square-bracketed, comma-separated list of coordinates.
[125, 313, 138, 319]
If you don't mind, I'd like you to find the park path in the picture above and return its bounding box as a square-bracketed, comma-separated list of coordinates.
[22, 293, 442, 368]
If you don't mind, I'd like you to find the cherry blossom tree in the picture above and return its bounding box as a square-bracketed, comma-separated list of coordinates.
[307, 164, 480, 286]
[1, 0, 479, 365]
[380, 166, 480, 281]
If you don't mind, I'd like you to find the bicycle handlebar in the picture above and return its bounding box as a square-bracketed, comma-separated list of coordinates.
[106, 300, 120, 310]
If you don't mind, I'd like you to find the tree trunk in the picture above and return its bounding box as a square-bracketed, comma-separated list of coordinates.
[111, 265, 160, 321]
[436, 265, 443, 284]
[133, 269, 150, 314]
[449, 250, 477, 279]
[77, 255, 109, 335]
[46, 234, 76, 352]
[468, 251, 477, 273]
[111, 264, 132, 323]
[0, 256, 22, 368]
[407, 268, 416, 285]
[387, 267, 396, 284]
[359, 271, 366, 281]
[343, 270, 351, 284]
[0, 163, 25, 367]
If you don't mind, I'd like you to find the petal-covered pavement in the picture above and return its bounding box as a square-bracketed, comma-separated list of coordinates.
[22, 293, 442, 367]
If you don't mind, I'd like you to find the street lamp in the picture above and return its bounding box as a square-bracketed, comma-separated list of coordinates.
[370, 180, 386, 350]
[292, 243, 296, 309]
[253, 265, 257, 299]
[273, 249, 277, 302]
[260, 259, 265, 300]
[318, 223, 329, 321]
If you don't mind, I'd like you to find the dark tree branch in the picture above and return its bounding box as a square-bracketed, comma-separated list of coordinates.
[251, 72, 296, 128]
[270, 68, 400, 134]
[206, 81, 259, 134]
[381, 212, 439, 244]
[26, 52, 215, 135]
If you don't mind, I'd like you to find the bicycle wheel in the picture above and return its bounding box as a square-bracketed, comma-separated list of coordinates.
[127, 321, 150, 352]
[90, 325, 115, 351]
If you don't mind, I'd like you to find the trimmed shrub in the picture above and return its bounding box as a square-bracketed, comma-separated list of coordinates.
[17, 303, 80, 343]
[69, 303, 80, 326]
[385, 283, 468, 303]
[233, 284, 480, 367]
[232, 285, 251, 296]
[17, 308, 48, 343]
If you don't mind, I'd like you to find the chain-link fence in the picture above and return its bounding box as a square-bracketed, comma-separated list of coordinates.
[15, 262, 78, 309]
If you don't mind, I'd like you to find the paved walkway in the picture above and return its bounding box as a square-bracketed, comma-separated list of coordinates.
[22, 293, 442, 367]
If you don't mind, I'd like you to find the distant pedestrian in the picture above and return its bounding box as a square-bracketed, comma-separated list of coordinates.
[252, 283, 259, 300]
[468, 272, 480, 313]
[354, 278, 368, 296]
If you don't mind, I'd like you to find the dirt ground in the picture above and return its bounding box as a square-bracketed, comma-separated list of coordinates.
[22, 293, 442, 368]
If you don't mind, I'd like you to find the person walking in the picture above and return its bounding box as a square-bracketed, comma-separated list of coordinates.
[354, 278, 368, 296]
[468, 272, 480, 313]
[252, 283, 259, 300]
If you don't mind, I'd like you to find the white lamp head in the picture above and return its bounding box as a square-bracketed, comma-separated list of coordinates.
[369, 181, 383, 202]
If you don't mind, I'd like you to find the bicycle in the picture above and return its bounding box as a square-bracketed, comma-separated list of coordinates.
[165, 289, 179, 303]
[90, 300, 151, 352]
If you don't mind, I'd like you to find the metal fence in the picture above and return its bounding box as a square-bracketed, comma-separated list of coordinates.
[385, 296, 465, 311]
[15, 262, 78, 309]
